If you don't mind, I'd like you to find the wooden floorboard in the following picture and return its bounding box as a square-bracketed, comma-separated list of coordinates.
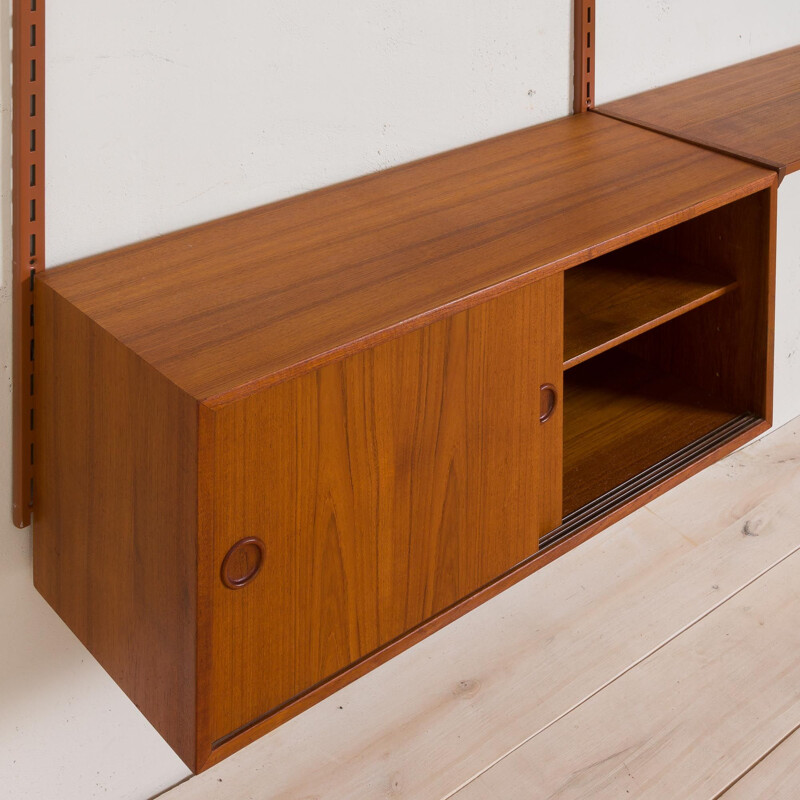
[453, 549, 800, 799]
[720, 725, 800, 799]
[160, 417, 800, 800]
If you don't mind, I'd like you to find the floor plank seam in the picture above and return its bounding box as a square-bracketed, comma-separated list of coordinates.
[641, 505, 700, 547]
[149, 774, 194, 800]
[712, 720, 800, 800]
[443, 538, 800, 800]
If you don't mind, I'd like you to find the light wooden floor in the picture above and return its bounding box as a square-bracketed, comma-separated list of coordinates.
[161, 416, 800, 800]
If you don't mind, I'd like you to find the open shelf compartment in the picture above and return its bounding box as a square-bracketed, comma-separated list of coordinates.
[560, 187, 773, 522]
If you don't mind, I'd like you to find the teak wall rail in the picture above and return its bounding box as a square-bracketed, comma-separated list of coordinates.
[573, 0, 595, 113]
[12, 0, 45, 528]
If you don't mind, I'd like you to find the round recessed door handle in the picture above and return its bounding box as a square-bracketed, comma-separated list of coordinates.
[221, 537, 266, 589]
[540, 383, 558, 423]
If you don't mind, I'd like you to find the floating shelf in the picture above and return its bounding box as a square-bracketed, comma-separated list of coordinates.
[39, 112, 773, 405]
[597, 45, 800, 178]
[563, 348, 740, 516]
[564, 244, 737, 369]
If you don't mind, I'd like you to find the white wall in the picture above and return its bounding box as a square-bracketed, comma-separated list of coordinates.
[774, 173, 800, 430]
[596, 0, 800, 103]
[1, 3, 798, 798]
[46, 0, 572, 265]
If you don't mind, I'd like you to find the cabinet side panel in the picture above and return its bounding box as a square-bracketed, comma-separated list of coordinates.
[208, 277, 562, 742]
[33, 284, 199, 769]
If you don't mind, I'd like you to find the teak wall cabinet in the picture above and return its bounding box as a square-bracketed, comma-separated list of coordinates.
[33, 111, 778, 770]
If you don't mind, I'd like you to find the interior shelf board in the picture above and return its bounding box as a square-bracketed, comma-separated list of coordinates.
[563, 248, 738, 369]
[563, 350, 739, 516]
[596, 45, 800, 177]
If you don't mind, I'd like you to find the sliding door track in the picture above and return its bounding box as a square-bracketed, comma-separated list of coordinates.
[542, 413, 763, 550]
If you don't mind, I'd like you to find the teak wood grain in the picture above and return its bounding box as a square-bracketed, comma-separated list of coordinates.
[204, 278, 563, 743]
[563, 242, 737, 369]
[33, 282, 199, 767]
[597, 46, 800, 178]
[38, 113, 772, 404]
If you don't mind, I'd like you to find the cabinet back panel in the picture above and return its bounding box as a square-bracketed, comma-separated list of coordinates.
[205, 277, 563, 741]
[623, 187, 776, 420]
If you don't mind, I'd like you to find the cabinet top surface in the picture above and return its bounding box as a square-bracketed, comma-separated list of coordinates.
[598, 45, 800, 176]
[41, 112, 773, 404]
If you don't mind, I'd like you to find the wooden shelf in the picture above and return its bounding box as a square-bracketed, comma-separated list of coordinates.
[597, 45, 800, 178]
[564, 245, 737, 369]
[39, 113, 772, 405]
[563, 349, 740, 516]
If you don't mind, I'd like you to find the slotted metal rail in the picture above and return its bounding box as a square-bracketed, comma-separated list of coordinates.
[12, 0, 45, 528]
[574, 0, 595, 113]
